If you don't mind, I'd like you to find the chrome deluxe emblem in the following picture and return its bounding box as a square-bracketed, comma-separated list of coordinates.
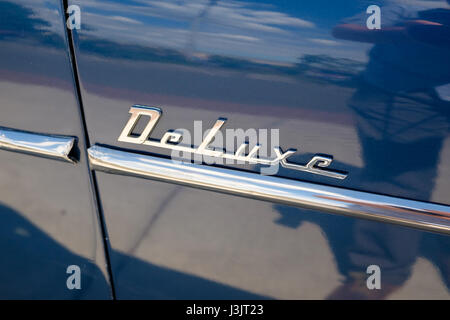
[118, 105, 347, 179]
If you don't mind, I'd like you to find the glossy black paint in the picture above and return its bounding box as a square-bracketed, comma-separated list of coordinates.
[95, 172, 450, 299]
[67, 0, 450, 299]
[70, 0, 450, 203]
[0, 0, 449, 299]
[0, 0, 111, 298]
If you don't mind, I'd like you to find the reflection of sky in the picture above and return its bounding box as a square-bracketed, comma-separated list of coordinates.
[18, 0, 450, 63]
[67, 0, 375, 63]
[14, 0, 63, 35]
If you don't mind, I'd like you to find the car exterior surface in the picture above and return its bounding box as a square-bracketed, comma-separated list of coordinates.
[0, 0, 449, 299]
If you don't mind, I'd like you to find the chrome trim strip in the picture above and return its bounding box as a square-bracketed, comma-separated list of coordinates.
[0, 127, 76, 163]
[88, 145, 450, 234]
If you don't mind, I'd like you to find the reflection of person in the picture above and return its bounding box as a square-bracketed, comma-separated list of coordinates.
[329, 1, 450, 299]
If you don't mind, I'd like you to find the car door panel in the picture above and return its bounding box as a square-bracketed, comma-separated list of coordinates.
[68, 0, 450, 299]
[0, 0, 112, 298]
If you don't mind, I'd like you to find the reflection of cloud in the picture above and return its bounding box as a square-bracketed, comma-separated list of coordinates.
[204, 1, 315, 33]
[203, 33, 260, 42]
[143, 0, 205, 17]
[394, 0, 450, 9]
[85, 0, 315, 31]
[78, 0, 315, 34]
[309, 39, 339, 46]
[110, 16, 143, 24]
[250, 10, 314, 27]
[14, 0, 63, 36]
[73, 0, 370, 63]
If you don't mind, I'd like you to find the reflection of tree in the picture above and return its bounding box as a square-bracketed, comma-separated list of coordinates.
[0, 1, 64, 48]
[78, 37, 189, 64]
[0, 1, 366, 86]
[294, 54, 365, 86]
[77, 31, 364, 87]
